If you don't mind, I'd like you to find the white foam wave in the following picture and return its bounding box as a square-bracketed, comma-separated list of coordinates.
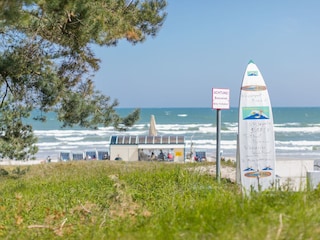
[276, 146, 313, 151]
[32, 119, 320, 161]
[38, 145, 61, 150]
[55, 137, 84, 141]
[274, 126, 320, 133]
[35, 129, 118, 137]
[276, 140, 320, 146]
[36, 142, 61, 147]
[59, 145, 79, 149]
[224, 122, 238, 127]
[274, 123, 301, 127]
[198, 126, 215, 133]
[159, 131, 189, 135]
[34, 123, 320, 139]
[69, 141, 109, 146]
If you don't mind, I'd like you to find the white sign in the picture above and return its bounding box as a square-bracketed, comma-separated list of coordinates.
[212, 88, 230, 109]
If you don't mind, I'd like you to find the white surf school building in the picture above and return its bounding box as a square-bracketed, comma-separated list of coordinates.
[109, 135, 185, 162]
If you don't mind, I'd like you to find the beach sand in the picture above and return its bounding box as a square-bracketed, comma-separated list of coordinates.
[189, 155, 319, 190]
[0, 159, 59, 166]
[0, 157, 318, 191]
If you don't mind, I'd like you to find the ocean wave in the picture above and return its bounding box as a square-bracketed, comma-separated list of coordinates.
[59, 145, 79, 150]
[159, 130, 189, 135]
[276, 140, 320, 146]
[274, 123, 301, 127]
[26, 107, 320, 160]
[34, 129, 105, 137]
[36, 142, 61, 147]
[68, 141, 109, 146]
[276, 146, 314, 151]
[55, 137, 84, 141]
[224, 122, 238, 127]
[274, 126, 320, 133]
[187, 126, 200, 131]
[33, 123, 320, 139]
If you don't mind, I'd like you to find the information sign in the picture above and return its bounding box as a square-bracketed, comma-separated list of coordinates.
[212, 88, 230, 109]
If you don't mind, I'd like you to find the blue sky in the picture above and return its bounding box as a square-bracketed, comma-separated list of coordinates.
[93, 1, 320, 108]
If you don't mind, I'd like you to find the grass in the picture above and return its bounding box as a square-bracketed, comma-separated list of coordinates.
[0, 161, 319, 239]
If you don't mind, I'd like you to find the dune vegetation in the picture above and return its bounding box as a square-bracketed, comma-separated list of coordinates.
[0, 161, 319, 239]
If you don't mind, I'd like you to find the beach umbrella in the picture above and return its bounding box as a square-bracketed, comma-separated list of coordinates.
[149, 115, 157, 136]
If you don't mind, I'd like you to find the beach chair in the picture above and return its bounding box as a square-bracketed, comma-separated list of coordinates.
[195, 151, 206, 162]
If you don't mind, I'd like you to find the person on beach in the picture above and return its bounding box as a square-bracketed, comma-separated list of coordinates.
[103, 153, 109, 160]
[47, 156, 51, 163]
[158, 150, 165, 161]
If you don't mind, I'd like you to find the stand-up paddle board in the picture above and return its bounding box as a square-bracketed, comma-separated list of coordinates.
[236, 60, 276, 193]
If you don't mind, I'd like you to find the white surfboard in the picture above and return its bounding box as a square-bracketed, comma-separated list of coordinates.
[236, 60, 276, 193]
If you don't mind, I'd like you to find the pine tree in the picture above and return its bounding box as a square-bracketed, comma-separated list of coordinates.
[0, 0, 167, 160]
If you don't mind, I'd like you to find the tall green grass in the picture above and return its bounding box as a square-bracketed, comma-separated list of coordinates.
[0, 161, 319, 239]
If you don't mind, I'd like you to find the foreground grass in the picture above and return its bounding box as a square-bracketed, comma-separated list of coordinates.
[0, 161, 320, 239]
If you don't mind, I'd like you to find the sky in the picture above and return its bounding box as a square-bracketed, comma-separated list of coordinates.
[93, 0, 320, 108]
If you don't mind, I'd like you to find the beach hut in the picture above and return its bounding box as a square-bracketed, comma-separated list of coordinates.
[109, 135, 185, 162]
[97, 150, 109, 160]
[72, 152, 84, 161]
[60, 151, 71, 161]
[85, 150, 98, 160]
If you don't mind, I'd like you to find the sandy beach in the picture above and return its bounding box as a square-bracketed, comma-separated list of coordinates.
[1, 156, 318, 191]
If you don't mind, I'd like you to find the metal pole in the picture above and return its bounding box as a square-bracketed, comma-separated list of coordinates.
[216, 109, 221, 183]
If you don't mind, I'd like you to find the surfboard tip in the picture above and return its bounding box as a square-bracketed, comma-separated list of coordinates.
[248, 59, 255, 64]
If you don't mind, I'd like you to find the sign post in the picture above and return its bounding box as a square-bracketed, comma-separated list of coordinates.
[212, 88, 230, 182]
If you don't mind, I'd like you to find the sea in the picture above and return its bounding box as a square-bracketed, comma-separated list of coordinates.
[26, 107, 320, 161]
